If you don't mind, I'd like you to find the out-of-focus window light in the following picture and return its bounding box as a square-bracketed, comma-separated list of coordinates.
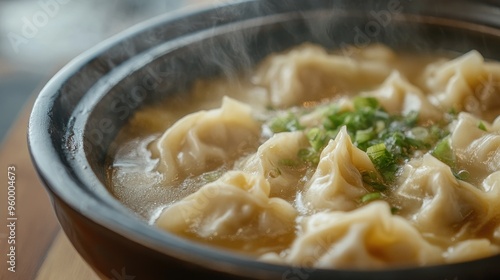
[0, 0, 188, 69]
[0, 0, 216, 142]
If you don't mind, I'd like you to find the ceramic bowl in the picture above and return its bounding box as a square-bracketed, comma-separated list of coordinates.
[28, 0, 500, 279]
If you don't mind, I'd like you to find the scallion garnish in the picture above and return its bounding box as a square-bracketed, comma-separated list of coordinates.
[268, 113, 303, 133]
[306, 128, 330, 152]
[367, 143, 395, 169]
[431, 136, 455, 169]
[353, 96, 380, 110]
[391, 206, 400, 214]
[361, 192, 382, 203]
[454, 170, 470, 181]
[478, 121, 487, 131]
[361, 170, 387, 191]
[355, 127, 375, 145]
[201, 170, 223, 183]
[297, 148, 320, 165]
[269, 96, 456, 204]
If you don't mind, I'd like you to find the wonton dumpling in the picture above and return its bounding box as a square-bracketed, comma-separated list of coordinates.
[236, 131, 311, 198]
[396, 154, 497, 238]
[365, 71, 442, 121]
[423, 51, 500, 117]
[444, 239, 500, 263]
[262, 201, 443, 268]
[253, 44, 392, 108]
[156, 171, 297, 252]
[450, 112, 500, 183]
[301, 127, 377, 212]
[151, 97, 260, 182]
[475, 171, 500, 231]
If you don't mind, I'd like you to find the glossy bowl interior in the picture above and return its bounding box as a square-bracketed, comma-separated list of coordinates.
[29, 0, 500, 279]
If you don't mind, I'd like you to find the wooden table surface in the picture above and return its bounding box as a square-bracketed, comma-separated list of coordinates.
[0, 97, 100, 280]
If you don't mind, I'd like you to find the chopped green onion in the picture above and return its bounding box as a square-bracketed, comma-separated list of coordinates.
[201, 170, 223, 183]
[325, 111, 349, 130]
[361, 192, 382, 203]
[391, 206, 400, 214]
[306, 128, 338, 152]
[374, 110, 390, 120]
[410, 127, 429, 141]
[355, 127, 375, 144]
[375, 120, 385, 133]
[353, 96, 380, 110]
[431, 136, 455, 169]
[268, 113, 303, 133]
[454, 170, 470, 181]
[367, 143, 395, 169]
[306, 128, 327, 151]
[297, 148, 320, 165]
[404, 111, 419, 126]
[448, 108, 458, 116]
[390, 132, 406, 147]
[429, 124, 449, 142]
[361, 171, 387, 191]
[478, 121, 487, 131]
[272, 93, 454, 194]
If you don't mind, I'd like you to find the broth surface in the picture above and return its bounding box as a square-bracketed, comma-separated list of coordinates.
[108, 44, 500, 268]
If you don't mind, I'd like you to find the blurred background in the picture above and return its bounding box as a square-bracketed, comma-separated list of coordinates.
[0, 0, 214, 143]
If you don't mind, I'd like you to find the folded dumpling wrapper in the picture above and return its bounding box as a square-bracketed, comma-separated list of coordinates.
[156, 171, 297, 252]
[254, 43, 393, 107]
[151, 97, 261, 183]
[423, 50, 500, 118]
[236, 131, 310, 198]
[261, 201, 443, 269]
[397, 153, 500, 248]
[302, 127, 377, 212]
